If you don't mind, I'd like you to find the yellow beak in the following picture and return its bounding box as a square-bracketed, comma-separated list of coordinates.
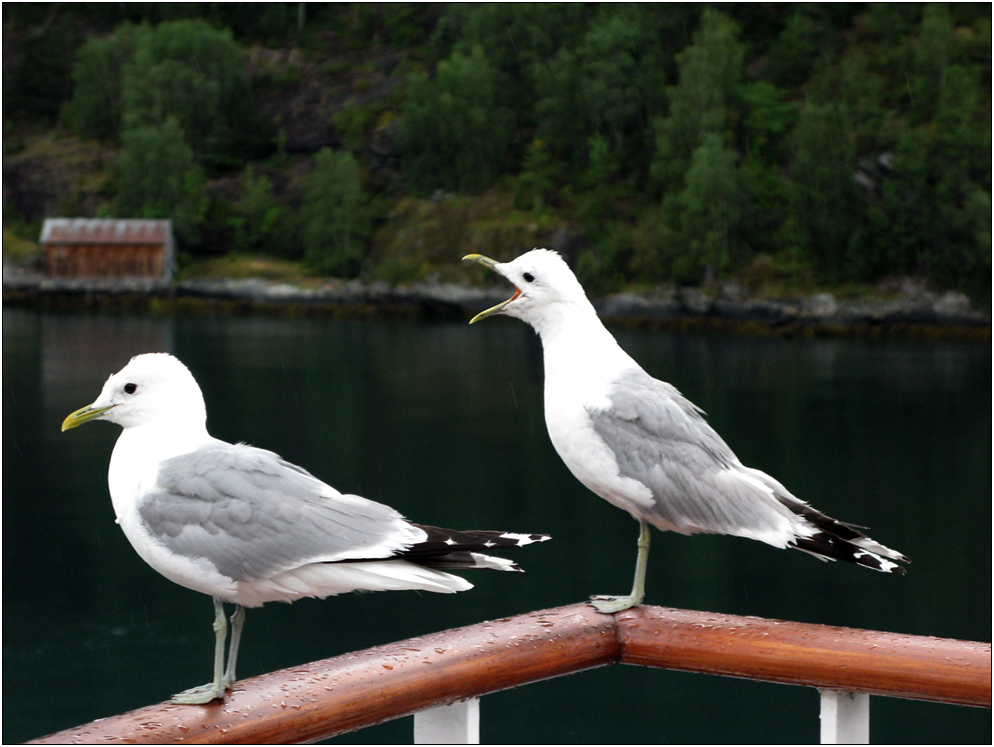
[463, 253, 498, 269]
[462, 254, 517, 323]
[62, 404, 115, 432]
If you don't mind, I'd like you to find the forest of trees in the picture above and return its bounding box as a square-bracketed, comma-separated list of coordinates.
[3, 3, 991, 298]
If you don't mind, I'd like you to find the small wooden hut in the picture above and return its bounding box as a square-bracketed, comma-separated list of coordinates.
[41, 219, 175, 281]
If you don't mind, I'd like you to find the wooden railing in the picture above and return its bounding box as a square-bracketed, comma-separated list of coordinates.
[28, 603, 990, 744]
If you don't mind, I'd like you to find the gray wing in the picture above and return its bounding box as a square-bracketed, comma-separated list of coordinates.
[587, 369, 795, 538]
[138, 443, 422, 581]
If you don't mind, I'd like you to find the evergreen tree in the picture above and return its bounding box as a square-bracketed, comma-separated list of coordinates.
[396, 45, 513, 195]
[114, 117, 207, 245]
[652, 8, 745, 191]
[121, 19, 263, 166]
[784, 100, 860, 282]
[63, 23, 146, 140]
[229, 166, 290, 256]
[64, 17, 266, 165]
[300, 149, 370, 277]
[535, 6, 670, 184]
[676, 133, 743, 282]
[437, 3, 589, 127]
[649, 8, 747, 282]
[858, 3, 991, 287]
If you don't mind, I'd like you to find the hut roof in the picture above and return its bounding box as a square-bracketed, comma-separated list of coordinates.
[41, 219, 173, 246]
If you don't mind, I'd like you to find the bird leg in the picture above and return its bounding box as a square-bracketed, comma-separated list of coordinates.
[171, 597, 231, 704]
[222, 604, 245, 689]
[590, 519, 650, 613]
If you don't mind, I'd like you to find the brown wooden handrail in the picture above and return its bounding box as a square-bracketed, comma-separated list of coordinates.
[29, 603, 991, 744]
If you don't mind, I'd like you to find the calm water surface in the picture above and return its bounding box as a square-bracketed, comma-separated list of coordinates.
[3, 308, 990, 743]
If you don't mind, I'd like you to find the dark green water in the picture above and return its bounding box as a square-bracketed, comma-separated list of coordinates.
[3, 308, 991, 743]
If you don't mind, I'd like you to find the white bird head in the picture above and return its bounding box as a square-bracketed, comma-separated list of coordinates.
[62, 353, 207, 433]
[463, 249, 593, 333]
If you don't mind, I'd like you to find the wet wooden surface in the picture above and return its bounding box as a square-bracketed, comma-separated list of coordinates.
[29, 603, 990, 744]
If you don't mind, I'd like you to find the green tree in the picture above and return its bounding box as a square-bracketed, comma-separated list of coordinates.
[513, 139, 556, 213]
[651, 8, 745, 191]
[121, 19, 262, 166]
[674, 133, 743, 282]
[63, 17, 266, 164]
[764, 9, 834, 88]
[114, 117, 207, 245]
[735, 81, 793, 258]
[396, 45, 513, 194]
[436, 3, 589, 105]
[534, 6, 670, 184]
[229, 165, 289, 256]
[63, 23, 146, 140]
[911, 3, 955, 124]
[299, 149, 370, 277]
[854, 4, 990, 288]
[784, 100, 860, 282]
[865, 83, 990, 285]
[646, 8, 748, 283]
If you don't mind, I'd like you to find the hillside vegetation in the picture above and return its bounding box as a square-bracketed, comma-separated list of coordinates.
[3, 4, 991, 301]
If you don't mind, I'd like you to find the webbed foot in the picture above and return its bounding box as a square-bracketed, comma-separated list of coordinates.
[589, 594, 640, 614]
[171, 681, 228, 705]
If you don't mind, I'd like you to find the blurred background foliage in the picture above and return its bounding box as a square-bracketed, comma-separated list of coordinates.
[3, 3, 990, 300]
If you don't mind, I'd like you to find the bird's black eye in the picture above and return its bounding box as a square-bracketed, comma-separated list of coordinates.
[522, 272, 535, 283]
[124, 383, 137, 395]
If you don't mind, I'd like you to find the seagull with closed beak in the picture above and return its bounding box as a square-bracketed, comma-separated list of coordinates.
[464, 249, 907, 613]
[63, 352, 549, 703]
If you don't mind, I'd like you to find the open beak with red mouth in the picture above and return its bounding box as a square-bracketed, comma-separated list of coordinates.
[463, 254, 520, 323]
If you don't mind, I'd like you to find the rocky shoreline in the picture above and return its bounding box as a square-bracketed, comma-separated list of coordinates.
[3, 264, 990, 339]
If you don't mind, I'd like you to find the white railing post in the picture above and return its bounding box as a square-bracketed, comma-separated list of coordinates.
[819, 689, 870, 744]
[414, 698, 481, 744]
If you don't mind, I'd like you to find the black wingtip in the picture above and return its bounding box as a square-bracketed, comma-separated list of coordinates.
[777, 495, 908, 575]
[399, 525, 550, 570]
[790, 533, 908, 575]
